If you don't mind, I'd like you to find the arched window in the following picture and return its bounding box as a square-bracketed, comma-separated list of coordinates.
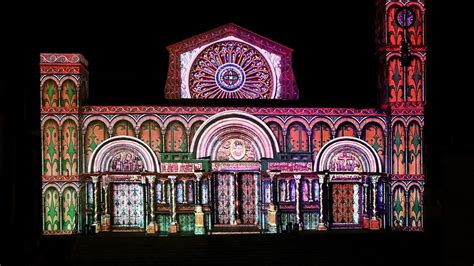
[388, 57, 404, 103]
[362, 123, 385, 162]
[287, 123, 308, 152]
[408, 185, 422, 227]
[61, 120, 78, 175]
[62, 187, 78, 230]
[336, 122, 357, 137]
[311, 122, 331, 156]
[85, 121, 109, 166]
[268, 122, 284, 151]
[189, 121, 204, 145]
[113, 120, 134, 137]
[165, 121, 187, 152]
[408, 121, 422, 174]
[60, 79, 77, 110]
[44, 187, 60, 230]
[392, 185, 407, 227]
[387, 6, 404, 46]
[42, 79, 59, 108]
[43, 120, 60, 176]
[139, 120, 162, 154]
[392, 122, 406, 174]
[407, 57, 423, 102]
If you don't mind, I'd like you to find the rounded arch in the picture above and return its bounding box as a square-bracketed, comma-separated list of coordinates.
[41, 116, 61, 128]
[284, 118, 310, 130]
[59, 115, 79, 126]
[191, 110, 279, 160]
[187, 116, 208, 128]
[88, 136, 160, 173]
[359, 117, 387, 131]
[110, 116, 137, 130]
[40, 76, 61, 88]
[407, 117, 424, 127]
[58, 76, 80, 87]
[163, 116, 189, 130]
[309, 116, 335, 130]
[82, 115, 111, 129]
[314, 137, 383, 172]
[333, 117, 360, 132]
[137, 115, 163, 129]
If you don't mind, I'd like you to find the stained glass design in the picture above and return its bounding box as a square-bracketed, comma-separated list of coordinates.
[156, 182, 162, 204]
[60, 79, 77, 110]
[62, 187, 78, 230]
[165, 121, 187, 152]
[187, 181, 194, 204]
[393, 122, 406, 174]
[387, 6, 404, 46]
[239, 173, 257, 224]
[363, 123, 385, 162]
[336, 122, 356, 137]
[43, 120, 59, 176]
[113, 120, 134, 137]
[287, 123, 308, 152]
[301, 180, 309, 202]
[44, 187, 60, 230]
[216, 173, 232, 224]
[408, 122, 422, 174]
[388, 57, 404, 103]
[393, 185, 407, 227]
[312, 122, 331, 156]
[407, 57, 423, 102]
[177, 182, 184, 204]
[264, 180, 271, 204]
[268, 122, 284, 151]
[139, 120, 162, 155]
[409, 186, 422, 227]
[189, 40, 273, 99]
[112, 183, 144, 228]
[289, 179, 296, 202]
[85, 121, 109, 167]
[42, 79, 59, 108]
[279, 180, 287, 202]
[61, 120, 78, 175]
[331, 183, 357, 224]
[202, 180, 209, 205]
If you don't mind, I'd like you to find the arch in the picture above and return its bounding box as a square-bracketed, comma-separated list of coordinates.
[406, 117, 424, 127]
[391, 117, 407, 127]
[407, 121, 422, 174]
[85, 120, 110, 167]
[392, 121, 406, 174]
[137, 115, 164, 129]
[333, 117, 360, 132]
[392, 184, 407, 227]
[387, 4, 404, 46]
[189, 120, 205, 147]
[41, 78, 59, 109]
[407, 56, 423, 102]
[61, 186, 78, 230]
[309, 116, 335, 130]
[82, 115, 111, 129]
[284, 117, 309, 129]
[314, 137, 382, 173]
[61, 119, 79, 175]
[44, 186, 60, 230]
[388, 56, 404, 103]
[41, 116, 61, 127]
[163, 116, 189, 131]
[359, 117, 386, 131]
[88, 136, 159, 173]
[262, 117, 285, 129]
[59, 115, 79, 126]
[187, 116, 208, 129]
[311, 122, 332, 156]
[165, 121, 188, 152]
[43, 119, 60, 176]
[336, 122, 358, 138]
[362, 122, 385, 162]
[139, 120, 162, 154]
[267, 121, 284, 152]
[60, 79, 77, 110]
[192, 110, 279, 160]
[408, 184, 422, 227]
[286, 122, 309, 152]
[112, 120, 135, 137]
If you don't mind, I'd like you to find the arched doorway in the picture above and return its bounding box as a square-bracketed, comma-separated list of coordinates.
[315, 137, 383, 229]
[191, 111, 278, 228]
[88, 136, 159, 231]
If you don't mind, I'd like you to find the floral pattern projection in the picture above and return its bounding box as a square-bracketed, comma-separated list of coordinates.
[312, 122, 331, 157]
[60, 80, 77, 110]
[165, 122, 187, 152]
[215, 173, 233, 224]
[61, 120, 78, 175]
[363, 123, 385, 161]
[42, 79, 59, 109]
[113, 183, 144, 228]
[139, 120, 162, 156]
[44, 187, 60, 230]
[287, 123, 308, 152]
[43, 120, 60, 176]
[62, 187, 78, 230]
[85, 121, 109, 167]
[189, 41, 274, 99]
[238, 173, 257, 224]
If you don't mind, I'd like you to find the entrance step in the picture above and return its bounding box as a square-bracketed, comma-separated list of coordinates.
[211, 225, 261, 235]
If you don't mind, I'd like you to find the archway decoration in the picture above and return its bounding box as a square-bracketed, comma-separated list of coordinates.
[191, 111, 279, 160]
[88, 136, 160, 173]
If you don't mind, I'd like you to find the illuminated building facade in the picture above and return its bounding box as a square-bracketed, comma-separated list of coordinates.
[40, 0, 426, 235]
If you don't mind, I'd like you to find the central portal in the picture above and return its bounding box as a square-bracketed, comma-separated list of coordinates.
[212, 172, 259, 226]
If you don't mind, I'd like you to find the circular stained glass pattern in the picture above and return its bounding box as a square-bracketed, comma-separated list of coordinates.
[396, 7, 415, 28]
[189, 40, 274, 99]
[216, 63, 245, 91]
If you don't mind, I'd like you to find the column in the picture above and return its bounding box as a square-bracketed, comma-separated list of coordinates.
[146, 175, 158, 234]
[286, 178, 290, 202]
[317, 174, 327, 230]
[168, 175, 179, 233]
[233, 172, 239, 224]
[308, 179, 313, 202]
[194, 172, 205, 235]
[267, 171, 279, 233]
[294, 174, 302, 230]
[91, 175, 101, 233]
[183, 180, 187, 204]
[362, 178, 370, 229]
[370, 176, 381, 230]
[102, 180, 111, 232]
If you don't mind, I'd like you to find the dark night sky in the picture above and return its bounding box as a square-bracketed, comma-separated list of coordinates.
[1, 1, 473, 264]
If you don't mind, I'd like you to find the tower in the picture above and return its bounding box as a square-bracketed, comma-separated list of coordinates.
[376, 0, 426, 230]
[40, 54, 89, 233]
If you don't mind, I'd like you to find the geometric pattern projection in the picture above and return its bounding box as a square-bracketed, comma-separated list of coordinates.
[113, 183, 144, 228]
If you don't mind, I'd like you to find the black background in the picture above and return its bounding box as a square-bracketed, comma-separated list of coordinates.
[0, 1, 472, 265]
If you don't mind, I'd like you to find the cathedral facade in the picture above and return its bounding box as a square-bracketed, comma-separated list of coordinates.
[40, 0, 426, 235]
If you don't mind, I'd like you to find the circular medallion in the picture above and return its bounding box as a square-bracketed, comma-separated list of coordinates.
[189, 40, 273, 99]
[216, 63, 245, 91]
[230, 139, 246, 160]
[396, 7, 415, 28]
